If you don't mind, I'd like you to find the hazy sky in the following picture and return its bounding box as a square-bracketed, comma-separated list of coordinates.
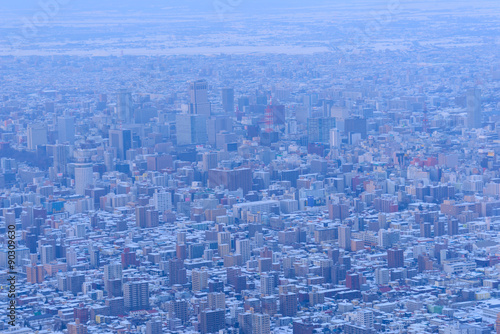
[4, 0, 499, 12]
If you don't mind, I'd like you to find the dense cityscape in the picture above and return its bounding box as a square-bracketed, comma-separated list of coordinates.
[1, 1, 500, 333]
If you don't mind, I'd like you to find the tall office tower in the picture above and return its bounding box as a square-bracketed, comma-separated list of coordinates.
[208, 168, 253, 195]
[307, 117, 336, 143]
[117, 89, 133, 123]
[5, 211, 16, 230]
[202, 152, 218, 171]
[338, 225, 351, 251]
[192, 268, 209, 292]
[153, 190, 172, 212]
[74, 163, 93, 195]
[344, 116, 367, 139]
[434, 220, 446, 237]
[420, 222, 432, 238]
[189, 80, 211, 117]
[105, 297, 125, 317]
[236, 239, 251, 263]
[58, 115, 75, 144]
[104, 262, 122, 285]
[41, 244, 54, 264]
[89, 249, 100, 269]
[177, 231, 187, 244]
[448, 219, 459, 236]
[66, 247, 77, 266]
[200, 309, 225, 334]
[168, 299, 188, 323]
[218, 231, 231, 246]
[109, 129, 132, 160]
[146, 209, 159, 228]
[375, 268, 390, 285]
[136, 206, 147, 228]
[222, 88, 235, 115]
[176, 114, 208, 146]
[467, 88, 481, 129]
[146, 320, 163, 334]
[168, 259, 187, 285]
[356, 310, 374, 328]
[123, 281, 150, 311]
[252, 313, 271, 334]
[330, 128, 341, 149]
[387, 248, 404, 268]
[67, 272, 85, 295]
[279, 293, 298, 317]
[346, 272, 361, 290]
[260, 274, 274, 296]
[53, 144, 69, 175]
[207, 292, 225, 310]
[27, 264, 44, 284]
[239, 312, 253, 334]
[27, 123, 48, 150]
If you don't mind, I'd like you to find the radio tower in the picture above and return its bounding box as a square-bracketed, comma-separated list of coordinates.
[265, 95, 274, 133]
[423, 103, 429, 134]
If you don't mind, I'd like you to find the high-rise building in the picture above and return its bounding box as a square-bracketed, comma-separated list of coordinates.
[74, 163, 94, 196]
[27, 264, 44, 283]
[344, 116, 367, 139]
[434, 220, 445, 237]
[27, 123, 48, 150]
[58, 115, 75, 144]
[236, 239, 251, 263]
[208, 168, 253, 195]
[330, 128, 341, 149]
[73, 303, 89, 324]
[202, 152, 218, 171]
[374, 268, 389, 286]
[448, 219, 459, 236]
[387, 248, 404, 268]
[104, 262, 122, 292]
[420, 223, 432, 238]
[106, 297, 125, 316]
[189, 80, 211, 117]
[146, 320, 163, 334]
[279, 293, 297, 317]
[117, 89, 133, 123]
[252, 313, 270, 334]
[192, 268, 209, 292]
[66, 247, 77, 267]
[346, 272, 361, 290]
[153, 190, 172, 212]
[338, 225, 351, 251]
[169, 259, 187, 285]
[109, 129, 132, 160]
[307, 117, 336, 143]
[176, 114, 208, 146]
[41, 244, 54, 264]
[260, 274, 274, 296]
[168, 299, 188, 323]
[467, 88, 481, 129]
[53, 144, 69, 175]
[356, 310, 374, 328]
[200, 309, 225, 334]
[123, 281, 150, 311]
[207, 292, 225, 310]
[67, 319, 88, 334]
[222, 88, 235, 115]
[136, 205, 147, 228]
